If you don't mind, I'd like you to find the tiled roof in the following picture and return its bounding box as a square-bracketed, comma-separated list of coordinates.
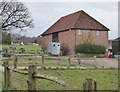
[41, 10, 109, 36]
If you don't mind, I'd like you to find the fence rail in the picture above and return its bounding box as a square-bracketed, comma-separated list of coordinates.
[3, 61, 95, 90]
[2, 55, 97, 91]
[9, 67, 28, 75]
[33, 74, 69, 87]
[13, 54, 97, 69]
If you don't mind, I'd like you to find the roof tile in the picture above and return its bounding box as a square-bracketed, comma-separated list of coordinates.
[42, 10, 109, 36]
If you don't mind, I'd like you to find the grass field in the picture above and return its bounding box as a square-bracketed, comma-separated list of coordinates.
[0, 44, 119, 90]
[9, 69, 118, 90]
[0, 44, 42, 54]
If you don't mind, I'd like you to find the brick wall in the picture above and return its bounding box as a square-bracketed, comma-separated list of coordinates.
[41, 34, 52, 50]
[76, 30, 108, 47]
[91, 30, 108, 47]
[59, 30, 76, 55]
[41, 29, 108, 55]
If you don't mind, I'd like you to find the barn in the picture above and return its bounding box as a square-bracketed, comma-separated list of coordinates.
[41, 10, 109, 55]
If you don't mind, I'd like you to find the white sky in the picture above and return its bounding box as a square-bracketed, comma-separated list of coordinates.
[19, 0, 119, 40]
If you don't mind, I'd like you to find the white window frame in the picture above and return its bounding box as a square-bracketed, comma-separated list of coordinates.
[96, 30, 100, 36]
[77, 29, 83, 36]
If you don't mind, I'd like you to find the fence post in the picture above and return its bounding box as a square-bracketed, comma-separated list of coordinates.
[83, 79, 97, 91]
[68, 57, 71, 66]
[14, 55, 18, 69]
[3, 61, 12, 89]
[28, 65, 36, 90]
[42, 55, 44, 67]
[78, 58, 81, 65]
[94, 56, 97, 68]
[58, 54, 61, 66]
[3, 61, 7, 90]
[77, 53, 81, 65]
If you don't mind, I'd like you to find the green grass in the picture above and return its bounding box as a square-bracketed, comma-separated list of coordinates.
[1, 56, 118, 90]
[9, 69, 118, 90]
[0, 44, 118, 90]
[0, 44, 42, 54]
[80, 53, 107, 58]
[37, 69, 118, 90]
[0, 44, 42, 62]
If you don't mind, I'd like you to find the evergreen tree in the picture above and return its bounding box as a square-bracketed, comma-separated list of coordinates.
[2, 32, 11, 44]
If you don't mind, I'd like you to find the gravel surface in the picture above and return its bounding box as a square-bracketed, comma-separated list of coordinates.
[80, 58, 118, 68]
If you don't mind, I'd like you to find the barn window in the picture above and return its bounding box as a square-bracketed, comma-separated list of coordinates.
[96, 31, 100, 36]
[77, 29, 83, 36]
[52, 32, 58, 42]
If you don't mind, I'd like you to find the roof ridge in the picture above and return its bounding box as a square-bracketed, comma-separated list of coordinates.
[74, 11, 109, 31]
[74, 11, 83, 28]
[63, 11, 81, 30]
[61, 10, 83, 18]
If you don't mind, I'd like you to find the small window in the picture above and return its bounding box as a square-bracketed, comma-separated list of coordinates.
[96, 31, 100, 36]
[77, 30, 82, 36]
[52, 32, 58, 42]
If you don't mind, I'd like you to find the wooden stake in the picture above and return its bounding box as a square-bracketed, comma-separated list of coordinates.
[28, 65, 36, 90]
[68, 57, 71, 66]
[42, 55, 44, 67]
[3, 61, 12, 89]
[14, 55, 18, 69]
[83, 79, 97, 91]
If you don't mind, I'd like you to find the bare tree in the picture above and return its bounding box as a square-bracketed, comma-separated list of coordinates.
[0, 0, 34, 32]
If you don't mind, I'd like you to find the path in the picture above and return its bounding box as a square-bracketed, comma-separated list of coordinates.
[80, 58, 118, 68]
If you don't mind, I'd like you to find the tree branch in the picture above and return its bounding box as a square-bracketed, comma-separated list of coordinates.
[0, 0, 34, 31]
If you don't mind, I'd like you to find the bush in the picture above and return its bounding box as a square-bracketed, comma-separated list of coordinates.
[19, 48, 26, 53]
[75, 43, 106, 54]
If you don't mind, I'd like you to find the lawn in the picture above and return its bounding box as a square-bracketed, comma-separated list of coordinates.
[8, 69, 118, 90]
[0, 44, 42, 54]
[0, 44, 119, 90]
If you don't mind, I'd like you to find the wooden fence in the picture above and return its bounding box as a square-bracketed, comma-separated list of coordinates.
[2, 60, 97, 91]
[13, 54, 97, 69]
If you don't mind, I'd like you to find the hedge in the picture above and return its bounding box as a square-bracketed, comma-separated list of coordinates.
[75, 43, 106, 54]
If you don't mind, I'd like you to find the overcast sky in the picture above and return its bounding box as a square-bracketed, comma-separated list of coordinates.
[19, 0, 118, 40]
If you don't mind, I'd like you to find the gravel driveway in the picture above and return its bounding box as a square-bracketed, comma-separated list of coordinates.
[80, 58, 118, 68]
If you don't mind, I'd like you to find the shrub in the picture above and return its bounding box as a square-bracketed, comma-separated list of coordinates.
[19, 48, 26, 53]
[75, 43, 106, 54]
